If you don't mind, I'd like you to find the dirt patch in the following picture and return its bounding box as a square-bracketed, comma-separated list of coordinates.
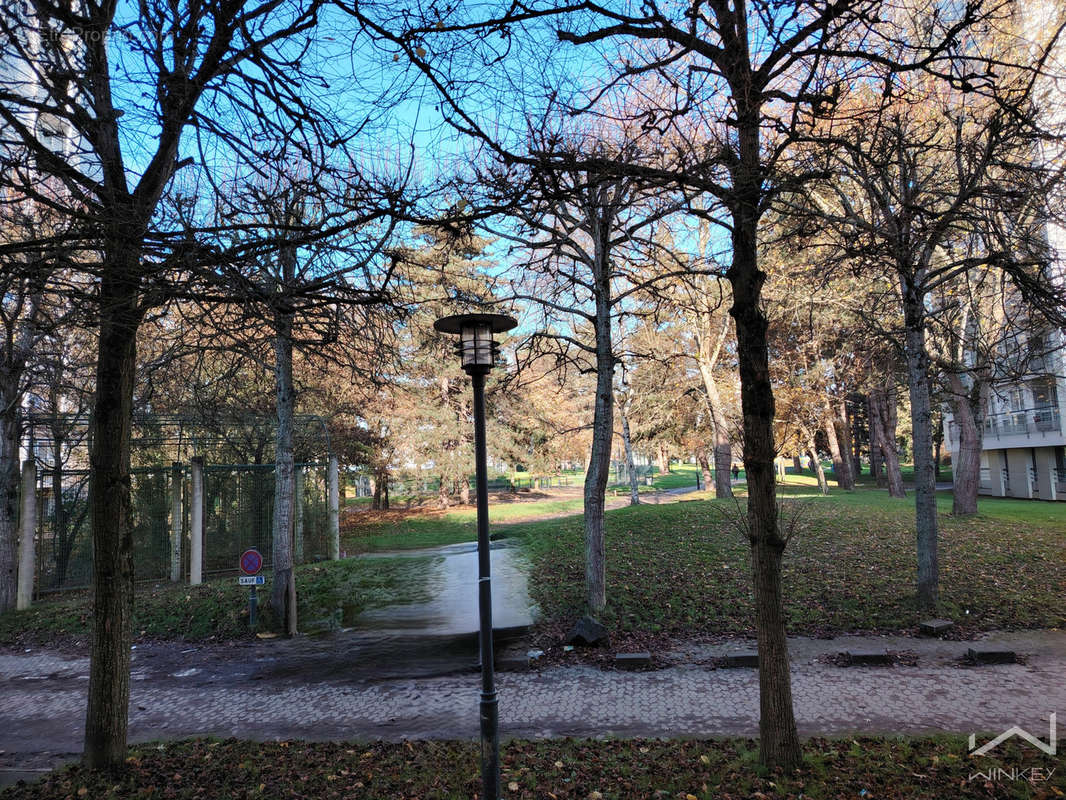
[526, 620, 674, 671]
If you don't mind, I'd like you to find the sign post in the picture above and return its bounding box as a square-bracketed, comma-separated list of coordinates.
[239, 549, 263, 629]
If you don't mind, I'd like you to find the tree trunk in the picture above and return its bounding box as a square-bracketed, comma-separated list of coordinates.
[728, 117, 801, 769]
[0, 293, 40, 611]
[809, 446, 829, 495]
[657, 443, 669, 474]
[372, 468, 391, 510]
[800, 426, 829, 495]
[583, 222, 615, 618]
[619, 401, 640, 506]
[823, 406, 853, 490]
[84, 261, 141, 770]
[948, 373, 983, 516]
[867, 394, 884, 487]
[792, 454, 802, 473]
[933, 415, 944, 480]
[902, 288, 939, 611]
[835, 401, 857, 487]
[698, 363, 733, 498]
[870, 389, 906, 498]
[847, 398, 863, 479]
[437, 476, 450, 508]
[697, 450, 712, 493]
[459, 475, 471, 505]
[0, 393, 20, 612]
[271, 306, 297, 636]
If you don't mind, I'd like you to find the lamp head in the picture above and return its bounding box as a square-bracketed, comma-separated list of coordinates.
[433, 313, 517, 374]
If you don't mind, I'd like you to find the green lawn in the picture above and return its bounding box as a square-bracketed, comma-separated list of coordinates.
[511, 477, 1066, 637]
[0, 556, 435, 646]
[341, 495, 595, 552]
[8, 475, 1063, 645]
[3, 735, 1057, 799]
[343, 465, 710, 553]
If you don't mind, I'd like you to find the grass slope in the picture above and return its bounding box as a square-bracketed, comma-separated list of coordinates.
[512, 480, 1066, 637]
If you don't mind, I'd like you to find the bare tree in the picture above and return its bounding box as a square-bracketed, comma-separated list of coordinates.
[0, 0, 409, 767]
[487, 139, 686, 616]
[336, 0, 1048, 771]
[801, 52, 1066, 608]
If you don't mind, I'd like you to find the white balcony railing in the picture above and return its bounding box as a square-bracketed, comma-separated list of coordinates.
[981, 406, 1063, 440]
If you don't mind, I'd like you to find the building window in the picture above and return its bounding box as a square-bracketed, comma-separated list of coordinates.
[1030, 378, 1058, 409]
[1008, 387, 1024, 412]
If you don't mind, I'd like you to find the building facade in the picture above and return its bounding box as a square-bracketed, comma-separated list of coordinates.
[946, 349, 1066, 500]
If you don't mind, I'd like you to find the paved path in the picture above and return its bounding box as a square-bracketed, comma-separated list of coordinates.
[3, 630, 1064, 785]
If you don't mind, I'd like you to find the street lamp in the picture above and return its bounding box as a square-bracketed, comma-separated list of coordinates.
[433, 312, 517, 800]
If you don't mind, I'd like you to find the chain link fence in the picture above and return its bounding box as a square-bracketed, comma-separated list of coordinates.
[35, 462, 331, 594]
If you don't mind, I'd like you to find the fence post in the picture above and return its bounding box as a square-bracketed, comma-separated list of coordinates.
[293, 467, 304, 565]
[16, 459, 36, 610]
[170, 462, 183, 582]
[190, 456, 204, 586]
[328, 455, 340, 560]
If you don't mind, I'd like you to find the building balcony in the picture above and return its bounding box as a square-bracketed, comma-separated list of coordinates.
[981, 407, 1063, 440]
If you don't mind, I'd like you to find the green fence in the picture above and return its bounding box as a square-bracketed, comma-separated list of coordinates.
[35, 462, 330, 594]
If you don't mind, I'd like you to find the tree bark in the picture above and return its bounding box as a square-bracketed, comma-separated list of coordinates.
[373, 468, 390, 510]
[728, 112, 801, 770]
[0, 292, 41, 612]
[800, 425, 829, 495]
[0, 393, 20, 612]
[823, 405, 854, 490]
[902, 288, 939, 611]
[948, 373, 983, 516]
[84, 259, 142, 769]
[869, 389, 906, 498]
[867, 394, 885, 487]
[847, 399, 863, 479]
[697, 335, 734, 499]
[699, 367, 734, 499]
[809, 446, 829, 495]
[657, 443, 669, 475]
[619, 400, 640, 506]
[271, 303, 297, 635]
[697, 449, 712, 493]
[835, 400, 857, 486]
[583, 232, 614, 617]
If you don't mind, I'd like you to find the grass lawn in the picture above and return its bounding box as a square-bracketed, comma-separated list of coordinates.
[0, 556, 435, 646]
[511, 476, 1066, 637]
[342, 464, 709, 553]
[3, 736, 1058, 799]
[341, 495, 589, 552]
[8, 474, 1062, 645]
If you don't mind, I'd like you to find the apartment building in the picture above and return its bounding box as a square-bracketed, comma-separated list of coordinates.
[951, 348, 1066, 501]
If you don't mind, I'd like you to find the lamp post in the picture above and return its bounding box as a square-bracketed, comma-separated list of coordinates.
[433, 312, 517, 800]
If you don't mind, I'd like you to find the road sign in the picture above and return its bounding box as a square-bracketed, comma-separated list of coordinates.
[238, 575, 265, 586]
[239, 549, 263, 575]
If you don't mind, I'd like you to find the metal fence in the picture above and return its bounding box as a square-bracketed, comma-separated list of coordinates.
[35, 461, 331, 594]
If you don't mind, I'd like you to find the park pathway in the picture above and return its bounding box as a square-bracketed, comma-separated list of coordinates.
[3, 629, 1064, 785]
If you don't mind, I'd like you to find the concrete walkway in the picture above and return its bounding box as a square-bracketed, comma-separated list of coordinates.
[3, 629, 1064, 785]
